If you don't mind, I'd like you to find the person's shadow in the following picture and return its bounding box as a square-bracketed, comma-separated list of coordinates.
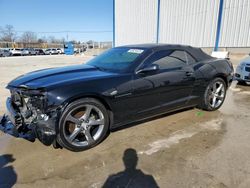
[0, 154, 17, 188]
[102, 148, 159, 188]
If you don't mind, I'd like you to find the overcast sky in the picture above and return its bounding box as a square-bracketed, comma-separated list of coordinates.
[0, 0, 113, 42]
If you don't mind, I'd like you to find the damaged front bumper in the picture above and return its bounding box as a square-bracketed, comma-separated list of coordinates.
[0, 114, 35, 141]
[0, 97, 57, 146]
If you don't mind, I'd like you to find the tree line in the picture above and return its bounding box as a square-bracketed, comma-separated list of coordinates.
[0, 25, 79, 44]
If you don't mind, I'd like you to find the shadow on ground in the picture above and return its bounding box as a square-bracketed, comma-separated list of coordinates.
[102, 148, 159, 188]
[0, 154, 17, 188]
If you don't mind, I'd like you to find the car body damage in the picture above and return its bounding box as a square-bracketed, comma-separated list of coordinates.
[1, 86, 59, 146]
[0, 64, 120, 147]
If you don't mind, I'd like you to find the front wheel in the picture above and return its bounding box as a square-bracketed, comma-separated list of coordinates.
[198, 78, 227, 111]
[57, 98, 109, 152]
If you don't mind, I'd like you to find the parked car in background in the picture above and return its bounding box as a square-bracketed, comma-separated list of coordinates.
[29, 48, 37, 55]
[0, 49, 11, 57]
[21, 48, 30, 56]
[74, 48, 80, 54]
[35, 49, 45, 55]
[74, 48, 86, 54]
[235, 54, 250, 84]
[56, 48, 63, 54]
[45, 48, 58, 55]
[9, 48, 22, 56]
[1, 44, 234, 151]
[21, 48, 36, 56]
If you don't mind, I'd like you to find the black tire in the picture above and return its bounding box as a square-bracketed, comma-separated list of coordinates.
[198, 77, 227, 111]
[57, 98, 109, 152]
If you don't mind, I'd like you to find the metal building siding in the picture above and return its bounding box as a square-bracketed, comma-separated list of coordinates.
[158, 0, 220, 47]
[115, 0, 250, 47]
[219, 0, 250, 47]
[114, 0, 158, 46]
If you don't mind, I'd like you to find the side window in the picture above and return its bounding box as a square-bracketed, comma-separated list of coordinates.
[169, 50, 187, 62]
[145, 50, 187, 70]
[185, 52, 196, 64]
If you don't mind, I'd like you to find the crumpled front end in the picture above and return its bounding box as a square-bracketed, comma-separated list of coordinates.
[0, 88, 58, 146]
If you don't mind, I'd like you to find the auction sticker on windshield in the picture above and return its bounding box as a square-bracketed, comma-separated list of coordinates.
[127, 49, 144, 54]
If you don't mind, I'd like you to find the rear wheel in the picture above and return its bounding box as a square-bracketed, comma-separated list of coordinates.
[199, 78, 226, 111]
[57, 98, 109, 152]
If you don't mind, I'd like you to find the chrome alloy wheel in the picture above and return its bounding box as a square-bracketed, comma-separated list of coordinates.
[62, 104, 105, 147]
[208, 81, 225, 109]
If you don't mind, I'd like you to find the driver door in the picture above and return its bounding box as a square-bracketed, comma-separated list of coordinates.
[132, 49, 196, 118]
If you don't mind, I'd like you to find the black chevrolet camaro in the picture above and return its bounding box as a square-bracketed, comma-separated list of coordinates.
[1, 44, 234, 151]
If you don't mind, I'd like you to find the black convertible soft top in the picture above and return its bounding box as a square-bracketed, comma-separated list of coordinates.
[120, 44, 213, 62]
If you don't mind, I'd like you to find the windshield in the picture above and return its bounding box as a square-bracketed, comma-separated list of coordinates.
[86, 47, 144, 72]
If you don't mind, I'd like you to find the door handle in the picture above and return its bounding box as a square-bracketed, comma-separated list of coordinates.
[186, 71, 193, 76]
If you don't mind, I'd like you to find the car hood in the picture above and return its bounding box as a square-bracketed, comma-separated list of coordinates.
[7, 64, 117, 89]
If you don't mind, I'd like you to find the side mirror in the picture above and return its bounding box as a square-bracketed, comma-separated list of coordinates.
[136, 64, 159, 74]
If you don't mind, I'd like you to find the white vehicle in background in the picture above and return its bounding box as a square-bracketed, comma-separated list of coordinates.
[9, 48, 22, 56]
[21, 48, 30, 56]
[235, 54, 250, 84]
[56, 48, 64, 54]
[21, 48, 37, 56]
[45, 48, 58, 55]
